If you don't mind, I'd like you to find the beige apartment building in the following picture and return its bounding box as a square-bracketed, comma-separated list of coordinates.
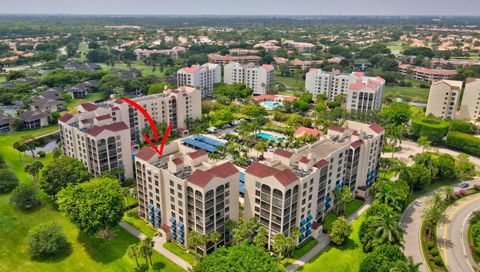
[426, 80, 463, 119]
[134, 137, 240, 255]
[459, 78, 480, 121]
[177, 63, 221, 97]
[58, 87, 202, 178]
[306, 69, 385, 111]
[243, 121, 384, 248]
[223, 62, 275, 95]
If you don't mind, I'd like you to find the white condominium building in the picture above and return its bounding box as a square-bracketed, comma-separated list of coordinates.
[58, 87, 202, 178]
[426, 80, 463, 120]
[134, 136, 240, 255]
[177, 63, 221, 97]
[243, 121, 384, 248]
[224, 62, 274, 95]
[459, 78, 480, 121]
[347, 77, 385, 112]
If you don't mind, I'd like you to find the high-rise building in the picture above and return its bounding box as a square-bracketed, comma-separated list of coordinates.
[224, 62, 274, 95]
[459, 78, 480, 121]
[243, 121, 384, 248]
[134, 136, 240, 255]
[177, 63, 221, 97]
[306, 69, 384, 111]
[426, 80, 463, 119]
[58, 87, 202, 178]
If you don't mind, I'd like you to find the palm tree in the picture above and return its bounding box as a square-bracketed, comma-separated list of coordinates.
[22, 135, 36, 159]
[126, 244, 140, 270]
[141, 237, 154, 266]
[13, 141, 28, 164]
[422, 205, 446, 239]
[386, 125, 405, 158]
[426, 192, 445, 211]
[390, 256, 421, 272]
[138, 241, 150, 268]
[272, 233, 288, 262]
[441, 186, 456, 203]
[417, 136, 431, 152]
[254, 141, 267, 159]
[253, 226, 268, 248]
[24, 160, 44, 184]
[370, 213, 404, 246]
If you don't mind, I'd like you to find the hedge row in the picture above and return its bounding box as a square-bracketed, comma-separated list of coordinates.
[449, 120, 477, 134]
[411, 118, 450, 142]
[446, 131, 480, 155]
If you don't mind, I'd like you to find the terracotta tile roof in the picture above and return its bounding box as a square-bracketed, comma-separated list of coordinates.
[329, 125, 346, 133]
[59, 113, 74, 122]
[369, 124, 384, 134]
[172, 157, 183, 165]
[246, 162, 298, 186]
[136, 147, 157, 161]
[87, 122, 129, 136]
[273, 149, 294, 158]
[188, 149, 208, 159]
[313, 159, 328, 169]
[80, 102, 99, 112]
[95, 114, 111, 121]
[294, 126, 323, 138]
[350, 139, 363, 149]
[188, 162, 238, 188]
[299, 156, 310, 164]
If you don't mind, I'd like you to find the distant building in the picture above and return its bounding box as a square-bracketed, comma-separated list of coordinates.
[133, 47, 186, 60]
[426, 80, 463, 119]
[207, 53, 261, 66]
[398, 65, 458, 82]
[282, 41, 316, 53]
[177, 63, 221, 97]
[459, 78, 480, 121]
[0, 114, 13, 133]
[224, 62, 274, 95]
[19, 111, 49, 129]
[306, 69, 385, 111]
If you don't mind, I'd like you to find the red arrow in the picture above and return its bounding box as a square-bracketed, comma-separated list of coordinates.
[121, 97, 172, 156]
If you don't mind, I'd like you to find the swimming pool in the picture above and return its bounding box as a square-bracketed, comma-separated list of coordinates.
[256, 132, 282, 142]
[261, 101, 280, 110]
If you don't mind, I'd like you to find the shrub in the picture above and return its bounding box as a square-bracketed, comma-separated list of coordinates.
[450, 120, 476, 134]
[10, 184, 39, 209]
[430, 248, 439, 256]
[446, 131, 480, 155]
[0, 169, 19, 193]
[426, 240, 435, 250]
[411, 118, 449, 142]
[37, 151, 46, 158]
[27, 222, 68, 258]
[433, 255, 444, 266]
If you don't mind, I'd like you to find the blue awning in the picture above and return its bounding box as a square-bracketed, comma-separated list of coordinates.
[177, 237, 184, 244]
[155, 209, 161, 215]
[307, 214, 313, 222]
[177, 229, 184, 236]
[240, 172, 245, 182]
[170, 233, 177, 239]
[177, 221, 184, 228]
[300, 226, 305, 233]
[170, 217, 176, 224]
[147, 204, 154, 210]
[170, 225, 176, 231]
[300, 218, 307, 226]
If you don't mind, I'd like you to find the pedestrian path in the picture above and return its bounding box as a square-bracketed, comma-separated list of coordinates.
[285, 197, 372, 272]
[119, 221, 192, 271]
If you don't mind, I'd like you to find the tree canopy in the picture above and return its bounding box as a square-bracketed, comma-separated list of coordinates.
[40, 156, 90, 197]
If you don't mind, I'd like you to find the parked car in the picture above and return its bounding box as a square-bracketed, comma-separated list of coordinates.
[458, 183, 469, 188]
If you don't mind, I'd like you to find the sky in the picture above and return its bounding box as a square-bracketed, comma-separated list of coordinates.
[0, 0, 479, 16]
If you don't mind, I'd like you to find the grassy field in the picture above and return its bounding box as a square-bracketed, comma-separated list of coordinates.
[387, 41, 403, 52]
[122, 209, 157, 238]
[300, 213, 367, 272]
[101, 61, 167, 78]
[274, 73, 305, 90]
[293, 237, 319, 259]
[321, 199, 365, 233]
[78, 43, 89, 61]
[384, 85, 430, 102]
[66, 91, 109, 113]
[163, 241, 196, 266]
[0, 128, 182, 272]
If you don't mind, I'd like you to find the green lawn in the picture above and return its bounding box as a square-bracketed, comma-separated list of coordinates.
[66, 91, 109, 113]
[163, 241, 196, 266]
[0, 128, 183, 272]
[321, 199, 365, 233]
[101, 61, 167, 78]
[300, 213, 367, 272]
[78, 43, 89, 61]
[387, 41, 403, 52]
[274, 73, 305, 90]
[122, 208, 157, 238]
[384, 85, 430, 102]
[293, 237, 319, 259]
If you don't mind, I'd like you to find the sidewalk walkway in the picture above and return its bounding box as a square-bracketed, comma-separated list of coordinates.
[285, 197, 372, 272]
[119, 221, 192, 271]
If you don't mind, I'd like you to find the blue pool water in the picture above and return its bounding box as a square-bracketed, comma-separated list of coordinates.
[261, 102, 280, 110]
[256, 132, 281, 142]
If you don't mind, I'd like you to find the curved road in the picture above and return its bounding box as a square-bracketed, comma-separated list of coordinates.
[437, 193, 480, 272]
[400, 180, 480, 272]
[400, 193, 431, 272]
